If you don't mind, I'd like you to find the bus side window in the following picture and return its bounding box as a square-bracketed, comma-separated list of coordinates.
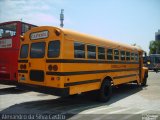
[131, 53, 135, 61]
[87, 45, 96, 59]
[98, 47, 105, 60]
[126, 52, 130, 61]
[121, 51, 125, 61]
[114, 49, 119, 60]
[48, 40, 60, 58]
[22, 24, 29, 35]
[135, 53, 139, 61]
[74, 42, 85, 58]
[107, 49, 113, 60]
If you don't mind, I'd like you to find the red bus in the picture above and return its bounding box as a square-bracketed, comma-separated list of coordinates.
[0, 21, 36, 84]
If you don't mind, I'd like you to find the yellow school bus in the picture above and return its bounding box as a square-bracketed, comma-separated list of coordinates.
[18, 26, 148, 102]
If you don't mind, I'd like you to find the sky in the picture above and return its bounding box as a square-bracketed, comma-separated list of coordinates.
[0, 0, 160, 54]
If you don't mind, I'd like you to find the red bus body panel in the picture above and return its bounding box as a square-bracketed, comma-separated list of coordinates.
[0, 21, 36, 84]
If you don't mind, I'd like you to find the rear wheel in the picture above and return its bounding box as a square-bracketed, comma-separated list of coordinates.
[98, 80, 112, 102]
[154, 69, 158, 73]
[68, 94, 78, 98]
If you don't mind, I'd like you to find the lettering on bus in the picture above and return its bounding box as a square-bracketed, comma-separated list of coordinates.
[0, 39, 12, 48]
[30, 31, 48, 40]
[111, 65, 127, 68]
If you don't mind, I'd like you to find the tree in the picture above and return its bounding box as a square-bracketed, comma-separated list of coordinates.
[149, 40, 160, 54]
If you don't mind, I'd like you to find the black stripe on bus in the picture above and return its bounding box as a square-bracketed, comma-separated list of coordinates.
[113, 74, 137, 79]
[64, 79, 101, 87]
[46, 68, 139, 76]
[18, 60, 28, 63]
[46, 59, 139, 64]
[18, 70, 28, 73]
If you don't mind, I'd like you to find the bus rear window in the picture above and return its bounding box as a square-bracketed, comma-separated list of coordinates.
[20, 44, 29, 58]
[48, 40, 60, 58]
[30, 42, 45, 58]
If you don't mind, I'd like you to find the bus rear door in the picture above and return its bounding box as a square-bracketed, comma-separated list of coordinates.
[29, 42, 46, 85]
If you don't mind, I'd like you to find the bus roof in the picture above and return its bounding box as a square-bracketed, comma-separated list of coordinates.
[27, 26, 143, 52]
[0, 21, 37, 26]
[61, 27, 143, 52]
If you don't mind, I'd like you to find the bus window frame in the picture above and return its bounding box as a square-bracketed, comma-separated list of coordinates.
[21, 23, 30, 35]
[107, 48, 113, 61]
[48, 40, 60, 58]
[20, 44, 29, 58]
[126, 51, 131, 61]
[135, 53, 139, 61]
[87, 44, 97, 59]
[120, 50, 126, 61]
[114, 49, 119, 61]
[0, 22, 17, 38]
[30, 42, 46, 58]
[21, 23, 37, 35]
[74, 41, 86, 59]
[131, 52, 135, 61]
[98, 46, 106, 60]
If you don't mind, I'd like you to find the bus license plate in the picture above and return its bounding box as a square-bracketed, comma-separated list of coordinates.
[21, 77, 25, 80]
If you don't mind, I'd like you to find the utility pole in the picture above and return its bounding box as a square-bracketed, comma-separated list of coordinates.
[60, 9, 64, 28]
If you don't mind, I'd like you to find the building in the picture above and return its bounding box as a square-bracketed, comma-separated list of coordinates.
[155, 30, 160, 41]
[155, 30, 160, 54]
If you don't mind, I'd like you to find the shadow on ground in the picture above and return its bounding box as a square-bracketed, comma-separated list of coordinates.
[0, 84, 144, 119]
[0, 87, 28, 95]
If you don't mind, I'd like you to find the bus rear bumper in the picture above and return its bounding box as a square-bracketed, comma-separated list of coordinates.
[17, 83, 69, 97]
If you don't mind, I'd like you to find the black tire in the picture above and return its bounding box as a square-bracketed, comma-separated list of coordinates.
[154, 69, 158, 72]
[98, 80, 112, 102]
[68, 94, 78, 98]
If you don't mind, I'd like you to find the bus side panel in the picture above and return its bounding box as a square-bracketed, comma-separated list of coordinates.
[141, 67, 148, 81]
[0, 49, 18, 81]
[65, 75, 100, 95]
[10, 50, 19, 81]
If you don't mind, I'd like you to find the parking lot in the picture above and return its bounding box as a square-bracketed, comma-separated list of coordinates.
[0, 71, 160, 120]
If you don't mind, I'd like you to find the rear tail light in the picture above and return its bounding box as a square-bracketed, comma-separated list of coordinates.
[20, 64, 26, 69]
[48, 65, 58, 71]
[52, 65, 58, 71]
[48, 65, 52, 71]
[20, 64, 23, 69]
[23, 64, 26, 69]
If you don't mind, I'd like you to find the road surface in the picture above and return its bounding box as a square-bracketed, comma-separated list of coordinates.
[0, 71, 160, 120]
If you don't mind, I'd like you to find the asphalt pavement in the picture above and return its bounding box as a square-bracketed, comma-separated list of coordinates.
[0, 71, 160, 120]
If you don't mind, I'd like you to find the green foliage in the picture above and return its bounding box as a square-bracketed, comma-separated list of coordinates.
[149, 40, 160, 54]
